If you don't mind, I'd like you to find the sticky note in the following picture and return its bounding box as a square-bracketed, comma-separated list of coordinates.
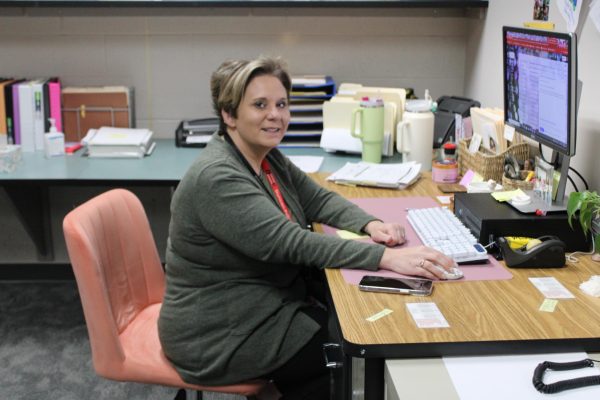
[539, 299, 558, 312]
[459, 170, 475, 187]
[491, 189, 527, 202]
[437, 195, 452, 205]
[406, 303, 450, 328]
[503, 124, 515, 141]
[366, 308, 393, 322]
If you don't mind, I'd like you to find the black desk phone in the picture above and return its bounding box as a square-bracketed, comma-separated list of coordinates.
[433, 95, 480, 148]
[498, 236, 566, 268]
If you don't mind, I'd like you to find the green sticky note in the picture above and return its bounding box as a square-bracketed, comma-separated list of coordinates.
[539, 299, 558, 312]
[491, 189, 527, 202]
[366, 308, 393, 322]
[337, 230, 369, 240]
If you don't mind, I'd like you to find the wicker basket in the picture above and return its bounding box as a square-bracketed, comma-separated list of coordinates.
[458, 139, 530, 182]
[502, 170, 535, 191]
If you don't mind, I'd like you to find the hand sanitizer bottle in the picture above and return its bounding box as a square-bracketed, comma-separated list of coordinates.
[44, 118, 65, 157]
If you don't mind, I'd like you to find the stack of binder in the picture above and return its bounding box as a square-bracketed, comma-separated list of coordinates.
[83, 127, 154, 158]
[0, 77, 62, 152]
[283, 76, 335, 147]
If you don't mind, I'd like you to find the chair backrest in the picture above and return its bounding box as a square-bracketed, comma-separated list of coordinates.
[63, 188, 165, 377]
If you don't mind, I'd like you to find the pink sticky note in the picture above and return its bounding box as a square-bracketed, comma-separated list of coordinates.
[460, 169, 475, 187]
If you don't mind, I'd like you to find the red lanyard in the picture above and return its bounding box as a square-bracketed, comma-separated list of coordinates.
[261, 159, 292, 221]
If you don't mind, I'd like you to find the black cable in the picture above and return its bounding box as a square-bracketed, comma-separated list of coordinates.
[568, 175, 579, 193]
[569, 166, 589, 191]
[537, 143, 589, 192]
[532, 359, 600, 394]
[538, 143, 552, 164]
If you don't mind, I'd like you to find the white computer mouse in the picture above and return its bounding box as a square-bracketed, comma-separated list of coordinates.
[434, 265, 464, 280]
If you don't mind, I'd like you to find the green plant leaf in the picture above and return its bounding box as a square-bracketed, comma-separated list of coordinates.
[595, 234, 600, 255]
[567, 192, 582, 229]
[580, 207, 593, 233]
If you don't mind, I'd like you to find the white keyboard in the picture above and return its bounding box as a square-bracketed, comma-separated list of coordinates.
[407, 207, 489, 264]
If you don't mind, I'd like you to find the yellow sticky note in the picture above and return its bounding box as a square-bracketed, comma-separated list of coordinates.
[336, 230, 369, 240]
[524, 21, 555, 30]
[471, 172, 484, 183]
[539, 299, 558, 312]
[366, 308, 393, 322]
[491, 189, 527, 202]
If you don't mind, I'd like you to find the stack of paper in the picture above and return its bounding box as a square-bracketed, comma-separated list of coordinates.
[326, 161, 421, 189]
[83, 127, 154, 158]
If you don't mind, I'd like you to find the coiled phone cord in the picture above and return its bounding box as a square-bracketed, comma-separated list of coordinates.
[532, 359, 600, 394]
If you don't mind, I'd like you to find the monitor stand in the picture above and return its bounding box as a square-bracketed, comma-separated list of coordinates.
[507, 152, 570, 214]
[507, 190, 567, 214]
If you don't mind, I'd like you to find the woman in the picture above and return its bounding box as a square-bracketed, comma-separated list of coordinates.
[158, 56, 455, 399]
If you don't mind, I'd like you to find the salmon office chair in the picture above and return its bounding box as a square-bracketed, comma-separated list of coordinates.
[63, 188, 272, 400]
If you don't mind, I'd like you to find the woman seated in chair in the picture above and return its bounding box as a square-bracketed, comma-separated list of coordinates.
[158, 56, 455, 399]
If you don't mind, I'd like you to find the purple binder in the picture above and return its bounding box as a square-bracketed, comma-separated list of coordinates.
[12, 83, 20, 145]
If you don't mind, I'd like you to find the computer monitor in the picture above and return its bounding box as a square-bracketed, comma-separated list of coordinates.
[502, 26, 577, 207]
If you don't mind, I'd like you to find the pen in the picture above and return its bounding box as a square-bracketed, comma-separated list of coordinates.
[352, 165, 370, 178]
[335, 181, 357, 187]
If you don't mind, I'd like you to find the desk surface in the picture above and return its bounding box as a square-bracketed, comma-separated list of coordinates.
[1, 139, 403, 182]
[312, 172, 600, 359]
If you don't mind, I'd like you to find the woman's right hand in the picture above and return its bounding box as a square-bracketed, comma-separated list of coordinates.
[378, 246, 457, 280]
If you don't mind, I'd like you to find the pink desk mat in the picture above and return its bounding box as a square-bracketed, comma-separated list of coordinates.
[322, 197, 513, 284]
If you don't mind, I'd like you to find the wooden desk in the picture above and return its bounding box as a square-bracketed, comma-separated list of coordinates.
[310, 173, 600, 400]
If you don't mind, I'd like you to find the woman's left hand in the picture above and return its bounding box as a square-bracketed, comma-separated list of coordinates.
[364, 220, 406, 247]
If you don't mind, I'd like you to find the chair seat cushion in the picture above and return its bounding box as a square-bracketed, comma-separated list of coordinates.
[119, 303, 266, 395]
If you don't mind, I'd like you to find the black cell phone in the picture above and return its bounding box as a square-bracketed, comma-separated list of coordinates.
[358, 275, 433, 296]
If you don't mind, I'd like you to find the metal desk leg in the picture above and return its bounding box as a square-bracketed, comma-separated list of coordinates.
[364, 358, 384, 400]
[4, 184, 54, 261]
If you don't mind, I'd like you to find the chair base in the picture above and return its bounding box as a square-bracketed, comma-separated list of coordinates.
[174, 388, 259, 400]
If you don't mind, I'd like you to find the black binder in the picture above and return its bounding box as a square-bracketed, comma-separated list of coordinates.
[175, 118, 218, 148]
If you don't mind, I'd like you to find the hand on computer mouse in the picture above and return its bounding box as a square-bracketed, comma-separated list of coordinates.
[364, 221, 406, 247]
[432, 265, 464, 280]
[379, 245, 456, 280]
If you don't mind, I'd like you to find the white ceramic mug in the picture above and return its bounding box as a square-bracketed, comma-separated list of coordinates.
[396, 110, 435, 171]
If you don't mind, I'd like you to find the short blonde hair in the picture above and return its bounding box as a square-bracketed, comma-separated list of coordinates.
[210, 56, 291, 133]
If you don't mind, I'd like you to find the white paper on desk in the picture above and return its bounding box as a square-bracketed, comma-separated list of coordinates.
[319, 128, 394, 157]
[326, 161, 417, 187]
[443, 353, 600, 400]
[83, 127, 152, 146]
[529, 277, 575, 299]
[406, 302, 449, 328]
[185, 135, 211, 144]
[286, 156, 324, 173]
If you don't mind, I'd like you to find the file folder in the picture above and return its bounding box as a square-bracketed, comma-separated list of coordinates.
[62, 86, 134, 142]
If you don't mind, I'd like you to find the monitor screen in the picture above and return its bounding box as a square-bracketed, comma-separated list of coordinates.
[503, 26, 577, 156]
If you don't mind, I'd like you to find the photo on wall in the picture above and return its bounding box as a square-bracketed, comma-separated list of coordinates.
[533, 0, 551, 21]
